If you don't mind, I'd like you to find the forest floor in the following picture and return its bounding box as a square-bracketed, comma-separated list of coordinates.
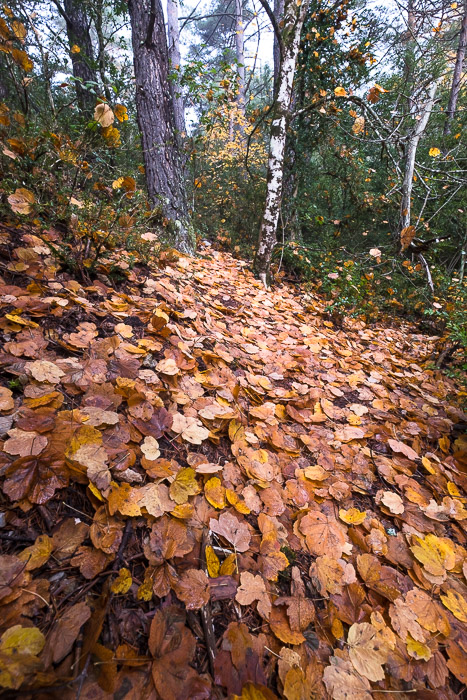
[0, 223, 466, 699]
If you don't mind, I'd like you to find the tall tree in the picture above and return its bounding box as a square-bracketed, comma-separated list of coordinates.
[398, 78, 440, 240]
[128, 0, 194, 253]
[273, 0, 284, 87]
[167, 0, 186, 136]
[235, 0, 246, 124]
[444, 0, 467, 136]
[53, 0, 98, 114]
[254, 0, 310, 287]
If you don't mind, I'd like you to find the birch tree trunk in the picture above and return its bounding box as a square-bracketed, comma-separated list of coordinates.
[254, 0, 309, 287]
[167, 0, 186, 136]
[128, 0, 194, 254]
[235, 0, 246, 129]
[444, 0, 467, 136]
[398, 79, 439, 238]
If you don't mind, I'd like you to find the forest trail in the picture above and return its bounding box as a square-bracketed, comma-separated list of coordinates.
[0, 229, 466, 698]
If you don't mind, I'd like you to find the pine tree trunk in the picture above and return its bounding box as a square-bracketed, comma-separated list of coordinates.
[254, 0, 309, 287]
[444, 0, 467, 136]
[128, 0, 193, 254]
[62, 0, 97, 115]
[167, 0, 186, 136]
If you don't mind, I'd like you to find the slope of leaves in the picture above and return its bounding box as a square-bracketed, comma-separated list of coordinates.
[0, 225, 466, 699]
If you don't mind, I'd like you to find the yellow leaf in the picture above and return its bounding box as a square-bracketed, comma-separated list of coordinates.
[71, 44, 81, 53]
[439, 435, 450, 453]
[111, 567, 132, 594]
[10, 48, 33, 72]
[5, 313, 38, 328]
[114, 104, 128, 122]
[406, 635, 431, 661]
[0, 625, 45, 689]
[429, 147, 441, 157]
[226, 488, 250, 514]
[169, 467, 200, 504]
[334, 86, 347, 97]
[205, 545, 220, 577]
[204, 476, 226, 509]
[440, 589, 467, 622]
[137, 575, 153, 601]
[88, 482, 104, 501]
[112, 177, 124, 190]
[171, 503, 193, 519]
[18, 534, 53, 570]
[11, 20, 26, 40]
[231, 682, 279, 700]
[339, 508, 367, 525]
[102, 125, 121, 148]
[421, 456, 435, 474]
[447, 481, 463, 499]
[332, 618, 344, 639]
[0, 625, 45, 656]
[410, 534, 456, 577]
[219, 552, 237, 575]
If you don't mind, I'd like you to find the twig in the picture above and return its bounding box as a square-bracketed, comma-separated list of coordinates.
[200, 529, 217, 676]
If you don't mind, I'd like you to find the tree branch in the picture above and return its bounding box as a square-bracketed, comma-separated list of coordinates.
[257, 0, 284, 62]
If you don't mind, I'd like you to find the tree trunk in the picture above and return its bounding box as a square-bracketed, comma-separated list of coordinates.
[235, 0, 246, 129]
[273, 0, 284, 88]
[254, 0, 310, 287]
[167, 0, 186, 136]
[444, 0, 467, 136]
[398, 79, 439, 238]
[128, 0, 193, 254]
[94, 0, 111, 102]
[62, 0, 97, 115]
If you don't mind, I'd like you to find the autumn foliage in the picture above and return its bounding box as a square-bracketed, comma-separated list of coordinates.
[0, 222, 466, 698]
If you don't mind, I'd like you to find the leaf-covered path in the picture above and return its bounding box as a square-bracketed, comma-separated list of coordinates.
[0, 231, 466, 699]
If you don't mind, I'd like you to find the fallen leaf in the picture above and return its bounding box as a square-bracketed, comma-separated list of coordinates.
[210, 511, 251, 552]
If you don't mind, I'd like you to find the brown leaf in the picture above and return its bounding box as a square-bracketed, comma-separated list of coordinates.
[43, 602, 91, 664]
[173, 568, 210, 609]
[236, 571, 271, 619]
[298, 510, 348, 559]
[149, 606, 209, 700]
[209, 511, 251, 552]
[388, 439, 419, 461]
[347, 622, 388, 682]
[323, 655, 372, 700]
[4, 454, 68, 504]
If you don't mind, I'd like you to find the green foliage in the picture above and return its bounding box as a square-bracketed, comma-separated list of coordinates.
[275, 241, 467, 370]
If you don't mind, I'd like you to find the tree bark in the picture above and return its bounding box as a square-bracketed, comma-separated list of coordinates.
[398, 79, 439, 238]
[273, 0, 284, 88]
[128, 0, 193, 254]
[60, 0, 97, 115]
[235, 0, 246, 129]
[444, 0, 467, 136]
[254, 0, 310, 287]
[167, 0, 186, 136]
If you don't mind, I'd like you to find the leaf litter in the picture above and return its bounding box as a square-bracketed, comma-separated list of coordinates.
[0, 227, 466, 698]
